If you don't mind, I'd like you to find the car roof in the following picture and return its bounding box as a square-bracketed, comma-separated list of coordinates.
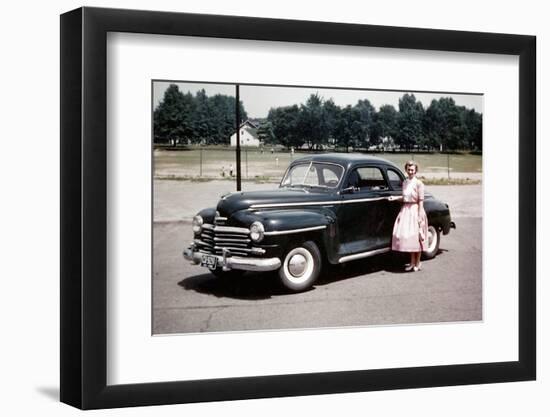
[290, 153, 401, 171]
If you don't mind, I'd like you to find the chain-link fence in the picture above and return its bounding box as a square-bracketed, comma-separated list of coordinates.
[153, 146, 482, 185]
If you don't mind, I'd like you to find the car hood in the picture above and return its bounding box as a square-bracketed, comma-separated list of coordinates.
[216, 188, 334, 217]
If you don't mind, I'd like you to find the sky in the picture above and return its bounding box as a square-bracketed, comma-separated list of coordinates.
[153, 81, 483, 118]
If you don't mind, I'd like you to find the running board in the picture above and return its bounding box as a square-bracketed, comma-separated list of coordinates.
[338, 247, 391, 264]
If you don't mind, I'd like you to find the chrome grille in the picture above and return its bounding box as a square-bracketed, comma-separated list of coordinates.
[196, 224, 251, 257]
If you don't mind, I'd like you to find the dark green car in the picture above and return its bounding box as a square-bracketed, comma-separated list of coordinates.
[184, 154, 455, 292]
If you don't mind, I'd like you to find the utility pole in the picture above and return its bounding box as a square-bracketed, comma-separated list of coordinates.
[235, 85, 242, 191]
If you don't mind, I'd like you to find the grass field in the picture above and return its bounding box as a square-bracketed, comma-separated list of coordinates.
[154, 148, 482, 181]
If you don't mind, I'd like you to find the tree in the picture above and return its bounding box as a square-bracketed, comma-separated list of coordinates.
[205, 94, 247, 145]
[297, 94, 332, 149]
[267, 105, 303, 149]
[333, 105, 365, 152]
[423, 97, 478, 151]
[153, 85, 248, 145]
[355, 99, 376, 147]
[322, 99, 340, 147]
[207, 94, 231, 144]
[372, 104, 398, 148]
[461, 108, 482, 151]
[257, 120, 275, 145]
[438, 98, 463, 150]
[396, 94, 425, 151]
[424, 99, 444, 151]
[153, 84, 195, 144]
[192, 89, 213, 144]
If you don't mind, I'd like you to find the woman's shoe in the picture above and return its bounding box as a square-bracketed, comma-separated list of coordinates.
[405, 264, 414, 272]
[413, 263, 422, 272]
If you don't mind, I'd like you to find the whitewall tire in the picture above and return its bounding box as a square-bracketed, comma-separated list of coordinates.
[422, 225, 440, 260]
[278, 241, 321, 292]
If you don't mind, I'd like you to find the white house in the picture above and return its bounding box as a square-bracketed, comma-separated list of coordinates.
[230, 120, 261, 147]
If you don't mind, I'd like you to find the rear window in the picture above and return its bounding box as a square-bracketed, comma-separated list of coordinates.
[386, 168, 403, 190]
[346, 167, 388, 191]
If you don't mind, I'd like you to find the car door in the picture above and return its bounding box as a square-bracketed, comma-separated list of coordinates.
[337, 165, 389, 256]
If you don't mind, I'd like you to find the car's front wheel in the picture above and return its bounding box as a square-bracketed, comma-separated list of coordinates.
[422, 225, 440, 260]
[278, 240, 321, 292]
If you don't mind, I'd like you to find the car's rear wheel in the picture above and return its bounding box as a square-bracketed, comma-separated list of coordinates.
[278, 240, 321, 292]
[422, 225, 440, 260]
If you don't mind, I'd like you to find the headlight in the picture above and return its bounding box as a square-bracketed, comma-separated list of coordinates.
[249, 221, 265, 242]
[192, 215, 203, 234]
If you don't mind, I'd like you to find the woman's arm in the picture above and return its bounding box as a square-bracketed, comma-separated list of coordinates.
[417, 181, 425, 221]
[388, 195, 403, 201]
[389, 180, 405, 202]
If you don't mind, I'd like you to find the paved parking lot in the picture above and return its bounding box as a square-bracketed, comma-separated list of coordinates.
[152, 181, 482, 334]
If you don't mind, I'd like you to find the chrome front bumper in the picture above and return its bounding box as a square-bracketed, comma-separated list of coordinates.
[183, 245, 281, 272]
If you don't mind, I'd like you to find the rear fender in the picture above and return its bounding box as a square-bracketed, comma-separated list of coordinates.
[424, 199, 453, 235]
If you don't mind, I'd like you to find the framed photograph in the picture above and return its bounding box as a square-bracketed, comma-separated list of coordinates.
[60, 6, 536, 409]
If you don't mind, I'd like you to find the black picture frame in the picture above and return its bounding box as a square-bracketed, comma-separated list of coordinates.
[60, 6, 536, 410]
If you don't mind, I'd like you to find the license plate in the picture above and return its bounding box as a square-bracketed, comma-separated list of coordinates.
[201, 254, 218, 270]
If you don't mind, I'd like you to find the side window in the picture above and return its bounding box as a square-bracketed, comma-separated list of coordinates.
[345, 169, 360, 188]
[303, 164, 320, 186]
[285, 164, 308, 185]
[284, 164, 320, 186]
[347, 167, 387, 191]
[387, 169, 403, 190]
[321, 167, 339, 186]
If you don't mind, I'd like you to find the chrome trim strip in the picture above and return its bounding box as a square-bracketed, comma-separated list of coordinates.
[251, 196, 388, 209]
[340, 196, 388, 204]
[338, 247, 391, 263]
[215, 225, 250, 234]
[201, 223, 249, 234]
[264, 225, 327, 236]
[214, 246, 255, 253]
[214, 237, 251, 243]
[250, 247, 267, 255]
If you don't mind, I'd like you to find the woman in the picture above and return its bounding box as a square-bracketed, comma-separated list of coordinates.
[389, 161, 429, 272]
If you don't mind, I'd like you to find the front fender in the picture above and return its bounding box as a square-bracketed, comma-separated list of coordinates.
[231, 209, 336, 260]
[232, 208, 335, 232]
[196, 207, 216, 224]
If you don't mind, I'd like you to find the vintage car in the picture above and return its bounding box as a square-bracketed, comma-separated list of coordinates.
[183, 154, 455, 292]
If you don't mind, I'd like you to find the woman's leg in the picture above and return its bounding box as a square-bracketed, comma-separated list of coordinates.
[414, 252, 422, 269]
[405, 252, 415, 271]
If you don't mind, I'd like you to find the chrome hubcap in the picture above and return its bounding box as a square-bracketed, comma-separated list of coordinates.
[283, 247, 315, 285]
[288, 254, 307, 277]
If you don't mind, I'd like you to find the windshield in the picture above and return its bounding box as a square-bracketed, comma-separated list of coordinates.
[280, 162, 344, 189]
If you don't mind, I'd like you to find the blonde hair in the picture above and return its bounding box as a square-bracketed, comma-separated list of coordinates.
[404, 160, 419, 173]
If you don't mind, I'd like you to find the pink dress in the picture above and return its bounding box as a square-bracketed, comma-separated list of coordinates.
[391, 177, 428, 252]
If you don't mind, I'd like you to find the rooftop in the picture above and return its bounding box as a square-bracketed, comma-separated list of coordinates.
[292, 153, 398, 168]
